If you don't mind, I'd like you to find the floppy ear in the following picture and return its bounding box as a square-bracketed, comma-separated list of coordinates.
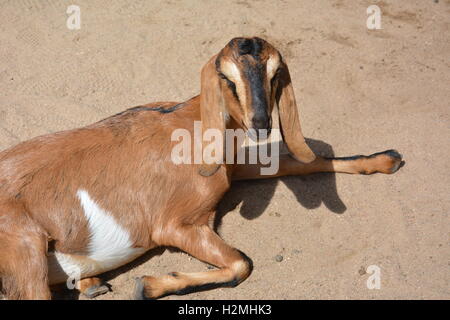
[276, 61, 316, 163]
[198, 55, 226, 177]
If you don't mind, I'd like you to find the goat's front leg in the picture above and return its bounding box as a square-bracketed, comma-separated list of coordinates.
[134, 224, 252, 299]
[232, 149, 403, 181]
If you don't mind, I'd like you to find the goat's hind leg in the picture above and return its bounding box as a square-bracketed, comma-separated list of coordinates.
[0, 205, 51, 299]
[135, 224, 252, 299]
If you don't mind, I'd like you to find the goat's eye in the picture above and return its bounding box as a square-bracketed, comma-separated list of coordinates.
[225, 78, 237, 97]
[269, 68, 281, 84]
[217, 71, 239, 100]
[218, 72, 227, 80]
[271, 68, 281, 85]
[274, 67, 282, 77]
[218, 72, 238, 99]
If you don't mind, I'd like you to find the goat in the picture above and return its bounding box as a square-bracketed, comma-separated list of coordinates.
[0, 37, 403, 299]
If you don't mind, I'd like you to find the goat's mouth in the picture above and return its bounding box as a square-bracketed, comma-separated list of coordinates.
[242, 121, 272, 142]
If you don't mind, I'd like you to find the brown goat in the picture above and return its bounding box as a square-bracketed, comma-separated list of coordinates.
[0, 37, 402, 300]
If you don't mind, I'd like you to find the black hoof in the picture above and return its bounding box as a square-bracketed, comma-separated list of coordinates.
[134, 277, 147, 300]
[83, 284, 110, 299]
[133, 277, 156, 300]
[370, 149, 404, 173]
[381, 149, 404, 173]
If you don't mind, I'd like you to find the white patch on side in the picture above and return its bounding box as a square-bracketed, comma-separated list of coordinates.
[48, 252, 76, 285]
[77, 189, 145, 269]
[49, 190, 146, 284]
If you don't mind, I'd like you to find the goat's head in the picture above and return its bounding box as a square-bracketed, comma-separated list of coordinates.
[199, 37, 316, 176]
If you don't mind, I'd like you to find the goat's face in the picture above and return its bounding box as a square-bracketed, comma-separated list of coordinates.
[199, 37, 316, 177]
[215, 37, 280, 139]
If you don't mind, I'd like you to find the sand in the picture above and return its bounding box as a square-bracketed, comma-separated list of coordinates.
[0, 0, 449, 299]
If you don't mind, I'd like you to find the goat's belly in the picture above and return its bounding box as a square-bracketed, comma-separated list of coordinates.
[48, 248, 147, 285]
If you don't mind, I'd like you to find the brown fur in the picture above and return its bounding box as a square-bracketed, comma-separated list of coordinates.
[0, 37, 402, 299]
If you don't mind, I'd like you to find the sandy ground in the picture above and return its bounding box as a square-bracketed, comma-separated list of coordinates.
[0, 0, 449, 300]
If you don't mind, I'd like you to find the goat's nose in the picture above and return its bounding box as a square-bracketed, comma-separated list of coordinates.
[252, 115, 270, 130]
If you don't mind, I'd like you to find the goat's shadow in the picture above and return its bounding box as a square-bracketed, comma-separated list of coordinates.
[214, 138, 346, 231]
[52, 138, 345, 299]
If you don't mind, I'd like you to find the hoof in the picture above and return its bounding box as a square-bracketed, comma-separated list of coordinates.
[380, 149, 403, 173]
[369, 149, 404, 174]
[134, 277, 147, 300]
[82, 284, 110, 299]
[134, 275, 175, 300]
[134, 276, 157, 300]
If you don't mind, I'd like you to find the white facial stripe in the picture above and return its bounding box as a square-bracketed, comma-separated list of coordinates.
[221, 59, 240, 82]
[266, 54, 280, 80]
[220, 59, 248, 107]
